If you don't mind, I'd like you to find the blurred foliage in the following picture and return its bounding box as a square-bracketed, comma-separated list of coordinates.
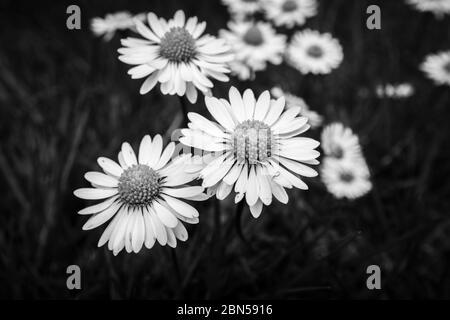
[0, 0, 449, 299]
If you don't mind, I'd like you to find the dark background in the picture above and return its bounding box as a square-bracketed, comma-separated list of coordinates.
[0, 0, 449, 299]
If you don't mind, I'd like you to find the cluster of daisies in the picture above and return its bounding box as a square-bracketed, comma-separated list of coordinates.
[219, 0, 343, 80]
[320, 123, 372, 200]
[405, 0, 450, 87]
[77, 9, 329, 255]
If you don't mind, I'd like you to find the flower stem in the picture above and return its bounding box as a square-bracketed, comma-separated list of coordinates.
[178, 96, 189, 128]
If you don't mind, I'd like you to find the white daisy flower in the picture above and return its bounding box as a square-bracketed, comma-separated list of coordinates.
[220, 21, 286, 79]
[406, 0, 450, 17]
[262, 0, 318, 28]
[91, 12, 146, 41]
[222, 0, 262, 19]
[118, 10, 233, 103]
[321, 123, 363, 162]
[271, 87, 323, 128]
[376, 83, 414, 98]
[286, 29, 343, 75]
[180, 87, 320, 218]
[420, 51, 450, 86]
[321, 158, 372, 200]
[74, 134, 207, 256]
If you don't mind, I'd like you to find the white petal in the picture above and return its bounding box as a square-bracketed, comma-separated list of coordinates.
[97, 157, 123, 177]
[84, 172, 118, 188]
[245, 166, 258, 206]
[249, 200, 263, 218]
[140, 71, 160, 94]
[147, 134, 163, 167]
[78, 195, 119, 215]
[216, 182, 232, 200]
[235, 163, 248, 193]
[131, 211, 145, 253]
[254, 90, 271, 121]
[264, 97, 285, 126]
[205, 97, 235, 131]
[98, 208, 124, 247]
[173, 222, 188, 242]
[161, 194, 199, 218]
[138, 135, 152, 165]
[147, 12, 165, 38]
[154, 142, 175, 170]
[153, 201, 179, 228]
[162, 186, 204, 198]
[256, 166, 272, 205]
[82, 201, 121, 230]
[270, 180, 289, 204]
[148, 206, 168, 245]
[243, 89, 256, 120]
[121, 142, 138, 166]
[143, 207, 156, 249]
[74, 188, 118, 200]
[223, 163, 243, 185]
[187, 112, 227, 138]
[166, 227, 177, 248]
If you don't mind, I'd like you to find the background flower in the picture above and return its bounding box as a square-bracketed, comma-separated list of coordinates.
[220, 21, 286, 80]
[74, 135, 205, 255]
[286, 29, 343, 75]
[91, 11, 146, 41]
[262, 0, 318, 28]
[118, 10, 233, 103]
[420, 51, 450, 86]
[180, 87, 320, 218]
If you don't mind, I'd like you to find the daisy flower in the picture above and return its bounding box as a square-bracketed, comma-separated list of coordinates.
[321, 123, 363, 162]
[271, 87, 323, 128]
[321, 158, 372, 199]
[286, 29, 343, 75]
[74, 134, 207, 255]
[222, 0, 262, 19]
[263, 0, 318, 28]
[406, 0, 450, 17]
[375, 83, 414, 98]
[420, 51, 450, 86]
[91, 12, 145, 41]
[118, 10, 233, 103]
[180, 87, 320, 218]
[220, 21, 286, 79]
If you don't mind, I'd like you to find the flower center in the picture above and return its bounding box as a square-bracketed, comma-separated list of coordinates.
[159, 27, 197, 62]
[307, 44, 324, 58]
[329, 145, 344, 159]
[339, 171, 354, 183]
[444, 61, 450, 74]
[282, 0, 298, 12]
[118, 164, 161, 206]
[242, 0, 257, 2]
[243, 26, 264, 46]
[232, 120, 273, 165]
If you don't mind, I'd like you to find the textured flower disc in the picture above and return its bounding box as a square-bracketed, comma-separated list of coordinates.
[118, 164, 161, 206]
[243, 26, 264, 46]
[159, 27, 197, 62]
[232, 120, 273, 165]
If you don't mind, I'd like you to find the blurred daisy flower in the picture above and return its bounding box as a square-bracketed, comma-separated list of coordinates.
[420, 51, 450, 86]
[74, 134, 207, 255]
[321, 158, 372, 200]
[222, 0, 262, 19]
[271, 87, 323, 128]
[286, 29, 343, 75]
[118, 10, 233, 103]
[321, 123, 362, 162]
[220, 21, 286, 80]
[263, 0, 318, 28]
[180, 87, 320, 218]
[91, 11, 146, 41]
[406, 0, 450, 17]
[375, 83, 414, 98]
